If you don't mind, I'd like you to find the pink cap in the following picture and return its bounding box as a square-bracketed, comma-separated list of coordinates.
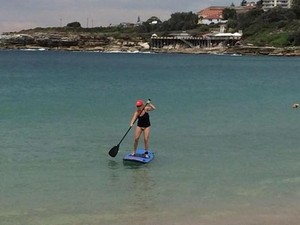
[136, 100, 144, 107]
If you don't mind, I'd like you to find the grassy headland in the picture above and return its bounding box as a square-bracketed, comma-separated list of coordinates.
[1, 7, 300, 55]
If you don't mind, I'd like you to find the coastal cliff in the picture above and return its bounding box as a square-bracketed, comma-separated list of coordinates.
[1, 31, 300, 56]
[0, 32, 150, 52]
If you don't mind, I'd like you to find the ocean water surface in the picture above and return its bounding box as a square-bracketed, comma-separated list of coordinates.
[0, 50, 300, 225]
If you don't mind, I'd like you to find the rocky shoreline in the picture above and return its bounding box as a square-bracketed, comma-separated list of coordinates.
[1, 32, 300, 56]
[0, 32, 151, 53]
[156, 45, 300, 56]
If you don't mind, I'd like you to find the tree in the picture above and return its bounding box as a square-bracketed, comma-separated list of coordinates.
[223, 8, 237, 20]
[226, 19, 238, 31]
[241, 0, 247, 6]
[66, 22, 81, 28]
[146, 16, 162, 24]
[256, 0, 263, 8]
[165, 12, 198, 31]
[237, 8, 264, 30]
[259, 7, 296, 23]
[292, 0, 300, 18]
[288, 31, 300, 45]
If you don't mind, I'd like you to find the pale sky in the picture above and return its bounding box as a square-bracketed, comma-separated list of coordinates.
[0, 0, 239, 34]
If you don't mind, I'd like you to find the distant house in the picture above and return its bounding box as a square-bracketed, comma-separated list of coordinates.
[197, 5, 256, 25]
[246, 2, 257, 7]
[119, 22, 135, 28]
[197, 7, 227, 25]
[262, 0, 291, 10]
[234, 4, 256, 14]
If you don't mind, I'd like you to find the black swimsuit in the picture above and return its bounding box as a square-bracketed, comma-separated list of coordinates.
[137, 112, 151, 128]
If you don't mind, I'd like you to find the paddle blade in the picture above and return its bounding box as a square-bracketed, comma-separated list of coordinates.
[109, 145, 119, 157]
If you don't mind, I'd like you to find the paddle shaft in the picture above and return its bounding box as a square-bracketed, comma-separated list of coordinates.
[117, 126, 132, 146]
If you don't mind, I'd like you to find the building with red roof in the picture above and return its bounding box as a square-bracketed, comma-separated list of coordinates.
[197, 5, 256, 25]
[197, 6, 227, 25]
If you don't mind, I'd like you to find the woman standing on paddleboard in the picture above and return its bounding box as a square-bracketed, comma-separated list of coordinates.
[130, 99, 156, 158]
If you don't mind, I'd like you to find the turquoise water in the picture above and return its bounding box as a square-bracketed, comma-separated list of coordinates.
[0, 51, 300, 225]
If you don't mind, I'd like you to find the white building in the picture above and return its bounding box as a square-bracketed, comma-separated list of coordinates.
[262, 0, 291, 10]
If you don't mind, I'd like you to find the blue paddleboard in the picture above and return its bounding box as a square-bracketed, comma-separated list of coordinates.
[123, 149, 154, 163]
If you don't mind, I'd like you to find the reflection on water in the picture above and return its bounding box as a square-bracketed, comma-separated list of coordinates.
[107, 159, 121, 185]
[108, 159, 120, 170]
[108, 158, 159, 217]
[122, 161, 145, 169]
[124, 163, 158, 215]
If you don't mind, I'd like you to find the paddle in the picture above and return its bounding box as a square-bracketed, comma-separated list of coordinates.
[108, 99, 150, 157]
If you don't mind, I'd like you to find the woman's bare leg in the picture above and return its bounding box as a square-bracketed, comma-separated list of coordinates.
[133, 127, 142, 155]
[143, 127, 150, 151]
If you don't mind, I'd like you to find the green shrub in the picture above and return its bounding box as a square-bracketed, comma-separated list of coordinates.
[288, 31, 300, 45]
[270, 33, 291, 47]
